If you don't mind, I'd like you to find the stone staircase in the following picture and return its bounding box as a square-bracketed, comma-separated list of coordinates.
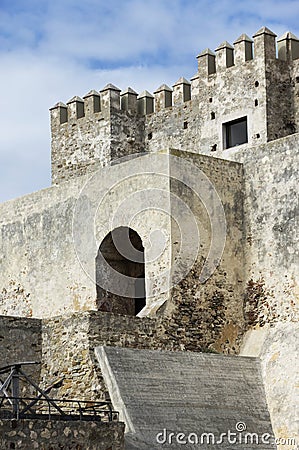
[95, 346, 276, 449]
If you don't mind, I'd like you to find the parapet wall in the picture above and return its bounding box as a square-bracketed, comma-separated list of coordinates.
[0, 311, 220, 404]
[50, 87, 145, 184]
[50, 27, 299, 184]
[41, 312, 163, 402]
[1, 312, 297, 447]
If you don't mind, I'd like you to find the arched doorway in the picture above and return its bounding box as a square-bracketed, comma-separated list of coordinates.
[96, 227, 146, 315]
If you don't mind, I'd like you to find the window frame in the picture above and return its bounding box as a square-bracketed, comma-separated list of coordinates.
[223, 116, 248, 149]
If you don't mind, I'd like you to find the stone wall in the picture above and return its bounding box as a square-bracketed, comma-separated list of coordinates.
[144, 58, 267, 157]
[0, 155, 173, 318]
[144, 37, 299, 158]
[0, 310, 297, 448]
[0, 315, 41, 366]
[41, 305, 249, 406]
[241, 323, 299, 450]
[41, 312, 160, 402]
[0, 419, 124, 450]
[266, 59, 295, 141]
[49, 28, 299, 186]
[41, 311, 190, 402]
[0, 316, 42, 393]
[225, 133, 299, 450]
[162, 150, 246, 354]
[0, 26, 298, 449]
[50, 41, 267, 185]
[0, 309, 246, 408]
[0, 148, 244, 329]
[50, 92, 145, 185]
[0, 178, 93, 318]
[231, 133, 298, 326]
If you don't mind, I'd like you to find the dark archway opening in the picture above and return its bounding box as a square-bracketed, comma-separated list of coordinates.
[96, 227, 146, 316]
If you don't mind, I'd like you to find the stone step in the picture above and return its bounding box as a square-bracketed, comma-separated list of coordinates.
[95, 346, 276, 450]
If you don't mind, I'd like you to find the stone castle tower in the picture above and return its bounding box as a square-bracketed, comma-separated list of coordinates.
[0, 27, 298, 449]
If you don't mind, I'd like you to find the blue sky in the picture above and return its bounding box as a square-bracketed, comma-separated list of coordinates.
[0, 0, 299, 203]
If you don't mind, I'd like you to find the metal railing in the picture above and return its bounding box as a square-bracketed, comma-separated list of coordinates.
[0, 362, 118, 422]
[0, 396, 118, 422]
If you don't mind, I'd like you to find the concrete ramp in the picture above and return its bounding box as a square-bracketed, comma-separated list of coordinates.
[95, 346, 275, 449]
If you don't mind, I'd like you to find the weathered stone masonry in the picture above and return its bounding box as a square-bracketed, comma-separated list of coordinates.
[0, 419, 124, 450]
[0, 26, 298, 448]
[50, 28, 299, 185]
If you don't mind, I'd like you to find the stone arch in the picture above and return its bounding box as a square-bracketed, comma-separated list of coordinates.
[96, 227, 146, 315]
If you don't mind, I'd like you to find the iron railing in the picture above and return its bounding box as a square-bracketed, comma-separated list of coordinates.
[0, 362, 118, 422]
[0, 396, 118, 422]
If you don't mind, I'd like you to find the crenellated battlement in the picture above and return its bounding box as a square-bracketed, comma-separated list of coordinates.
[51, 27, 299, 122]
[50, 27, 299, 184]
[0, 22, 297, 447]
